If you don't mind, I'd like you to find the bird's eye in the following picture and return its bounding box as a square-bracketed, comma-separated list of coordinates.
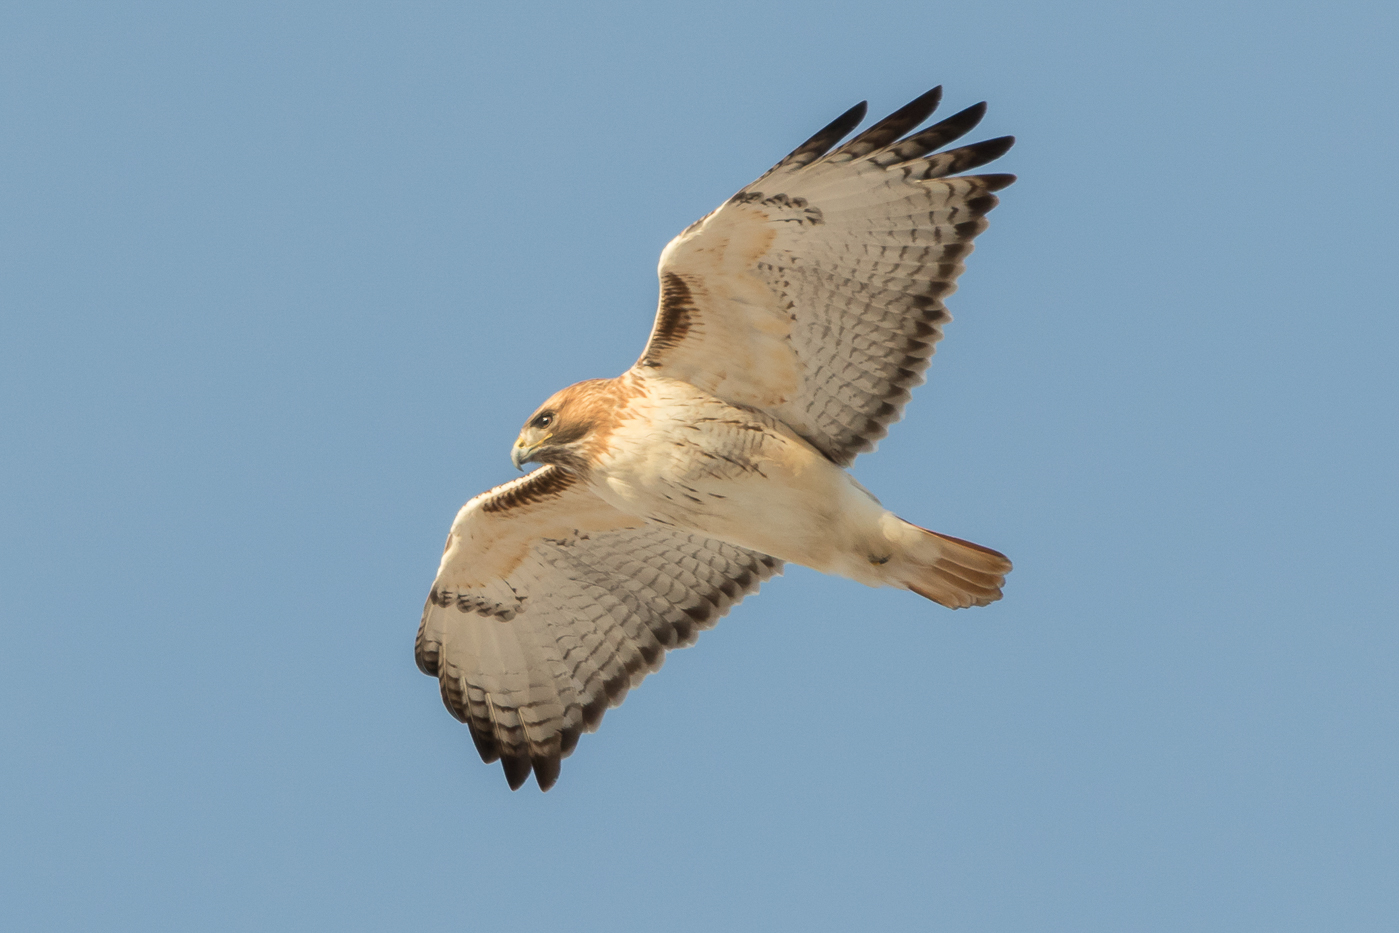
[533, 412, 554, 429]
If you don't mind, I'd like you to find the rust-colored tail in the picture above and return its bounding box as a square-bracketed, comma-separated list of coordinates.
[898, 525, 1011, 609]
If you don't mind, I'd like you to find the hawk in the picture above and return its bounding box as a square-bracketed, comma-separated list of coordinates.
[416, 87, 1015, 790]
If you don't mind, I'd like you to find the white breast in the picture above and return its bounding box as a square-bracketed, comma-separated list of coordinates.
[589, 375, 888, 573]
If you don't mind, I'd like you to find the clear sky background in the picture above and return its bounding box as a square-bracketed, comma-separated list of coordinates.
[2, 2, 1396, 931]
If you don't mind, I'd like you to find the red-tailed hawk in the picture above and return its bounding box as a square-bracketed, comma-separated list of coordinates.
[417, 87, 1014, 790]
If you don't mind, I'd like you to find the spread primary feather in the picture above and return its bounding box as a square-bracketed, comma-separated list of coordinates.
[416, 86, 1015, 791]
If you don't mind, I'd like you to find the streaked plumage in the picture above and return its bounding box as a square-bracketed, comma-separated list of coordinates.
[417, 87, 1015, 790]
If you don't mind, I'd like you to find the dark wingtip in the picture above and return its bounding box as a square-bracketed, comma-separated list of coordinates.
[977, 135, 1016, 159]
[792, 100, 867, 163]
[914, 85, 944, 112]
[532, 755, 561, 792]
[978, 173, 1017, 191]
[838, 99, 870, 131]
[559, 725, 582, 757]
[468, 723, 500, 764]
[833, 87, 946, 161]
[875, 100, 994, 166]
[887, 86, 943, 125]
[892, 86, 943, 125]
[945, 102, 989, 139]
[501, 755, 532, 791]
[935, 136, 1016, 176]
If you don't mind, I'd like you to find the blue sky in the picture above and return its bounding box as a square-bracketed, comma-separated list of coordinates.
[2, 2, 1396, 930]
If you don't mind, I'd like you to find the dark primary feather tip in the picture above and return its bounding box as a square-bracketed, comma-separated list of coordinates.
[775, 100, 868, 171]
[560, 726, 581, 757]
[925, 136, 1016, 178]
[837, 87, 946, 160]
[805, 100, 869, 148]
[501, 755, 532, 791]
[873, 87, 943, 131]
[958, 136, 1015, 166]
[532, 756, 561, 791]
[467, 722, 499, 762]
[906, 85, 940, 114]
[923, 102, 987, 143]
[832, 100, 869, 132]
[874, 100, 993, 167]
[977, 173, 1017, 191]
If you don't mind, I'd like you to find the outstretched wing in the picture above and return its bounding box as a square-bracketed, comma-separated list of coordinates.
[635, 87, 1014, 466]
[415, 465, 782, 791]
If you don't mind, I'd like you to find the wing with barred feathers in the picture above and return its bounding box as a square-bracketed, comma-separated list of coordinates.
[636, 87, 1014, 466]
[415, 465, 783, 791]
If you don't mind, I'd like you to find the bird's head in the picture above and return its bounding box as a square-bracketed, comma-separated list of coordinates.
[511, 379, 621, 473]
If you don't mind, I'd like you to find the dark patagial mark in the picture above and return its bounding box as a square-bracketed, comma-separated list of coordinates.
[641, 272, 697, 366]
[481, 466, 577, 514]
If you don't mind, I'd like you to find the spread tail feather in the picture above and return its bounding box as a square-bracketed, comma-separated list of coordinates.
[888, 520, 1011, 609]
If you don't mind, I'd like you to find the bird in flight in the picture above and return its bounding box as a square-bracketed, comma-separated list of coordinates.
[416, 87, 1015, 791]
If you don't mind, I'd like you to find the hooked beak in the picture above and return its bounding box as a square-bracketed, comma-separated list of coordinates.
[511, 439, 537, 471]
